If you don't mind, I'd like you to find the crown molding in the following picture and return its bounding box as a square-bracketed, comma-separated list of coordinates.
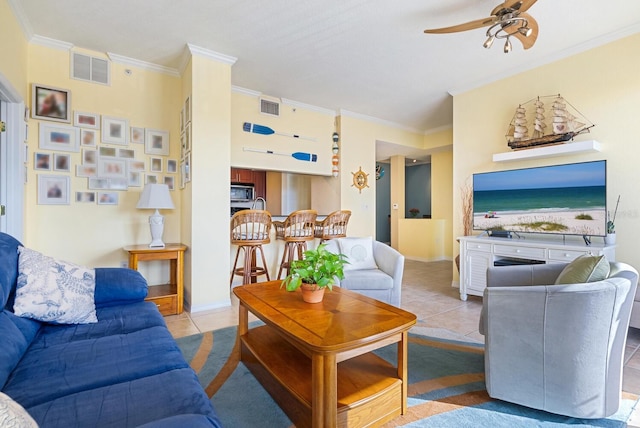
[231, 86, 261, 97]
[449, 23, 640, 96]
[6, 0, 33, 40]
[178, 44, 238, 76]
[339, 109, 423, 135]
[424, 123, 453, 135]
[281, 98, 336, 116]
[30, 35, 73, 51]
[107, 52, 180, 77]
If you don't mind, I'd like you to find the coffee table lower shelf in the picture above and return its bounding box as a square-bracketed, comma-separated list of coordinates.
[240, 325, 403, 428]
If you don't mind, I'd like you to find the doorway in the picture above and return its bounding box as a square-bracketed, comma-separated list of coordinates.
[0, 74, 26, 240]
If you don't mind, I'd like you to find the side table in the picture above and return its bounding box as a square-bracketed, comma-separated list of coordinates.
[124, 243, 187, 316]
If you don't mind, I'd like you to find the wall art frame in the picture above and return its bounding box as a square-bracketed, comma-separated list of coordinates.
[39, 122, 80, 152]
[101, 116, 129, 145]
[37, 175, 70, 205]
[145, 129, 170, 156]
[32, 84, 71, 123]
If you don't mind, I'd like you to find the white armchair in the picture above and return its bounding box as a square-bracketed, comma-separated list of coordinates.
[480, 261, 638, 418]
[324, 237, 404, 307]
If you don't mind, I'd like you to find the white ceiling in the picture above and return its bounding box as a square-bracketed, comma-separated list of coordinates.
[10, 0, 640, 161]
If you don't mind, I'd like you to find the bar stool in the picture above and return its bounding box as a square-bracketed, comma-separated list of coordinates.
[314, 210, 351, 242]
[230, 210, 272, 287]
[273, 209, 317, 279]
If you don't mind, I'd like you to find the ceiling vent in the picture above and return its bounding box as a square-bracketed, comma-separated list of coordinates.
[71, 52, 110, 86]
[260, 97, 280, 117]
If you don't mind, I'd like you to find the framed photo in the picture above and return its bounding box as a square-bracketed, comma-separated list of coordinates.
[180, 108, 185, 132]
[98, 158, 127, 178]
[150, 157, 163, 173]
[53, 153, 71, 172]
[118, 148, 135, 159]
[75, 192, 96, 203]
[80, 129, 97, 147]
[37, 175, 70, 205]
[180, 132, 186, 158]
[129, 159, 145, 172]
[128, 171, 142, 187]
[99, 146, 117, 157]
[101, 116, 129, 145]
[164, 175, 175, 191]
[89, 177, 127, 190]
[76, 165, 97, 177]
[184, 96, 191, 124]
[146, 174, 158, 184]
[32, 84, 71, 123]
[145, 129, 169, 156]
[131, 127, 145, 144]
[74, 111, 100, 129]
[185, 123, 191, 152]
[184, 152, 191, 183]
[34, 153, 51, 170]
[39, 123, 80, 152]
[97, 192, 119, 205]
[83, 148, 97, 165]
[167, 159, 177, 173]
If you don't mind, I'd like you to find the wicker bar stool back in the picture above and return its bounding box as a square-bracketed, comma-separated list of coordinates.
[314, 210, 351, 242]
[273, 209, 317, 279]
[230, 210, 272, 287]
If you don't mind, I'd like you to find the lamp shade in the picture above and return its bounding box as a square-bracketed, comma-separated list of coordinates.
[136, 184, 175, 210]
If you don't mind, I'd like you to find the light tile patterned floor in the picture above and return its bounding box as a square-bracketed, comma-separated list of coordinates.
[165, 259, 640, 424]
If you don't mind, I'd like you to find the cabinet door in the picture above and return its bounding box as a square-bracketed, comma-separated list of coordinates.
[252, 171, 266, 199]
[230, 168, 253, 183]
[466, 251, 492, 295]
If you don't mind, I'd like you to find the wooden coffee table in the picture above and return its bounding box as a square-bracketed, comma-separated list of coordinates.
[233, 281, 416, 428]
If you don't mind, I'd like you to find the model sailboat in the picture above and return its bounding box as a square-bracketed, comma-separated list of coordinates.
[506, 95, 594, 149]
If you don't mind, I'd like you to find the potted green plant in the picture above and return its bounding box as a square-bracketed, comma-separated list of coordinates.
[281, 243, 347, 303]
[409, 208, 420, 218]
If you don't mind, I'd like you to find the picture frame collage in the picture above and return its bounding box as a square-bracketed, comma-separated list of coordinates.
[179, 95, 192, 189]
[32, 83, 177, 205]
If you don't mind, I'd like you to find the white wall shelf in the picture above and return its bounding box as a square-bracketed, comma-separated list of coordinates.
[492, 140, 601, 163]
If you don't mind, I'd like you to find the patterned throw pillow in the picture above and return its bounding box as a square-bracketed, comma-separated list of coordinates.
[338, 237, 379, 271]
[0, 392, 38, 427]
[14, 247, 97, 324]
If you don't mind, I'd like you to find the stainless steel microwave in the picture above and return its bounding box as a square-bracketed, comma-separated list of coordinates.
[230, 184, 254, 201]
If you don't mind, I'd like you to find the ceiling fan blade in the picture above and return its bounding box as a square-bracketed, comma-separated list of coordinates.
[424, 16, 496, 34]
[513, 13, 538, 49]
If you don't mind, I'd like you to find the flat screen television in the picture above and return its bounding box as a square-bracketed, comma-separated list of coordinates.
[473, 160, 607, 237]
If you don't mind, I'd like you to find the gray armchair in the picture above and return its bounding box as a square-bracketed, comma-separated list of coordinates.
[480, 262, 638, 418]
[324, 238, 404, 307]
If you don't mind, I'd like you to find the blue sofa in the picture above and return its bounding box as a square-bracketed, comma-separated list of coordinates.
[0, 232, 221, 427]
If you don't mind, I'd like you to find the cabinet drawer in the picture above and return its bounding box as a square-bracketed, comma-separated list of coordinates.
[465, 242, 492, 252]
[494, 245, 545, 260]
[548, 249, 589, 262]
[146, 295, 178, 316]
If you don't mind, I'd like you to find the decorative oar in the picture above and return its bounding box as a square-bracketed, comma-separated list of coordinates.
[242, 122, 316, 142]
[243, 147, 317, 162]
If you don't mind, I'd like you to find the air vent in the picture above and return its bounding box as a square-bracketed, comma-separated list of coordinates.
[71, 52, 110, 85]
[260, 98, 280, 117]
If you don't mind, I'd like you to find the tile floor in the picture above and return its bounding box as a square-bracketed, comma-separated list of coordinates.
[165, 259, 640, 423]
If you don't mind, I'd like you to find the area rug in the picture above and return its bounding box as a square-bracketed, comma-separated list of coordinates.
[176, 325, 639, 427]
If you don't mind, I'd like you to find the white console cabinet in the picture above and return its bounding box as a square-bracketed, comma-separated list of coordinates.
[458, 236, 616, 301]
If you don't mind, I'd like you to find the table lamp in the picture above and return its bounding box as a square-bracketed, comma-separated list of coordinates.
[136, 183, 175, 248]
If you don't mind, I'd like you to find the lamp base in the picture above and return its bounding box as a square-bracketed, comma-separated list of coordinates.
[148, 209, 165, 248]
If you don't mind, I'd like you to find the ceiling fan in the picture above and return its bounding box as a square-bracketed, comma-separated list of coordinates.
[424, 0, 539, 53]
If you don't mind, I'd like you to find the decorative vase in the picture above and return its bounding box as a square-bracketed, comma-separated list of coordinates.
[301, 283, 325, 303]
[604, 233, 616, 245]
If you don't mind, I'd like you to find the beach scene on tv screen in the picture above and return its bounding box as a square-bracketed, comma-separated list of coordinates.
[473, 161, 606, 236]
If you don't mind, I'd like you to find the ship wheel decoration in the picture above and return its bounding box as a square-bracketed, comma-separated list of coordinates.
[351, 166, 369, 193]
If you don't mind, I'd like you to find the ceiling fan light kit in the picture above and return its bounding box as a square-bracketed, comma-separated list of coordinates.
[424, 0, 539, 53]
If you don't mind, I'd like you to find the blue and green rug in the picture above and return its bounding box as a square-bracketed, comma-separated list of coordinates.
[176, 325, 638, 427]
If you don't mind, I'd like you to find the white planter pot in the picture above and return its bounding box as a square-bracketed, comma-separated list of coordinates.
[604, 233, 616, 245]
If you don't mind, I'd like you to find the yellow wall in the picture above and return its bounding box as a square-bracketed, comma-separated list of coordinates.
[231, 92, 335, 176]
[0, 0, 28, 100]
[431, 148, 453, 259]
[453, 33, 640, 273]
[184, 54, 233, 311]
[25, 44, 182, 269]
